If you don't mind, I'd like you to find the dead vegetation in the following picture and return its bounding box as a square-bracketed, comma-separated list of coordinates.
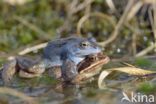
[0, 0, 155, 59]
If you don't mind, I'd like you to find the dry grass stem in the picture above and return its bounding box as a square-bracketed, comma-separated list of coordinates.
[70, 0, 93, 14]
[132, 33, 137, 56]
[135, 1, 156, 57]
[135, 43, 155, 57]
[153, 1, 156, 51]
[99, 0, 135, 47]
[18, 42, 48, 55]
[127, 1, 143, 21]
[105, 0, 116, 12]
[7, 42, 48, 60]
[3, 0, 29, 5]
[0, 87, 37, 104]
[77, 12, 115, 35]
[58, 0, 93, 36]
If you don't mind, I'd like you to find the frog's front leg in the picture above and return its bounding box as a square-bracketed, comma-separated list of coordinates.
[1, 59, 17, 85]
[61, 59, 78, 81]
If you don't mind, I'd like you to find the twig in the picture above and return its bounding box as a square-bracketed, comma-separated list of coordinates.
[105, 0, 116, 12]
[153, 1, 156, 36]
[13, 15, 51, 41]
[98, 0, 135, 47]
[127, 1, 143, 21]
[135, 43, 155, 57]
[152, 1, 156, 51]
[3, 0, 29, 5]
[136, 1, 156, 57]
[0, 87, 37, 104]
[125, 20, 140, 56]
[68, 0, 78, 16]
[18, 42, 48, 55]
[70, 0, 93, 14]
[7, 42, 48, 60]
[57, 0, 93, 36]
[132, 32, 137, 56]
[85, 0, 91, 15]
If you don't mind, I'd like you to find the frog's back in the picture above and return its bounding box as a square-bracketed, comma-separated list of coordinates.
[43, 37, 82, 67]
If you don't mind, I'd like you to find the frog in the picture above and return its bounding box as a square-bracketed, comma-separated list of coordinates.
[72, 52, 109, 83]
[1, 36, 109, 84]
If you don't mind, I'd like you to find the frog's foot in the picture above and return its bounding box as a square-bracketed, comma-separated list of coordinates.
[19, 70, 41, 78]
[1, 59, 17, 85]
[47, 66, 61, 79]
[1, 56, 46, 85]
[19, 63, 45, 78]
[15, 57, 45, 77]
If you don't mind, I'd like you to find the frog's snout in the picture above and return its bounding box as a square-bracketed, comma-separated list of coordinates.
[95, 46, 101, 53]
[91, 46, 101, 54]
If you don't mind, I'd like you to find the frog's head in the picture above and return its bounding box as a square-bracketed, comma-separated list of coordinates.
[72, 52, 110, 83]
[67, 37, 101, 57]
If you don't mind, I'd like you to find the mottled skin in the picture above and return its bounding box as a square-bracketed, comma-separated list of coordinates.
[1, 36, 102, 83]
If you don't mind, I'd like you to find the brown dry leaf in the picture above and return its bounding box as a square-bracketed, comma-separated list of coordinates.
[98, 67, 156, 89]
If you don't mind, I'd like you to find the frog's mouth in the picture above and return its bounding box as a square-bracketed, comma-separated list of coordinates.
[77, 52, 109, 73]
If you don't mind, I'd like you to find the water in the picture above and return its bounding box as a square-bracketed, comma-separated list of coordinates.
[0, 57, 156, 104]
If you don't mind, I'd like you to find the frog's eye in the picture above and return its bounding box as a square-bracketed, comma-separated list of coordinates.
[80, 41, 90, 48]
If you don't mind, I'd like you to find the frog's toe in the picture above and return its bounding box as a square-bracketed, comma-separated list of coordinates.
[28, 65, 45, 74]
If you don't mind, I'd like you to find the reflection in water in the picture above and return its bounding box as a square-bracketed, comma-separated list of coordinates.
[57, 83, 84, 104]
[53, 82, 122, 104]
[0, 60, 156, 104]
